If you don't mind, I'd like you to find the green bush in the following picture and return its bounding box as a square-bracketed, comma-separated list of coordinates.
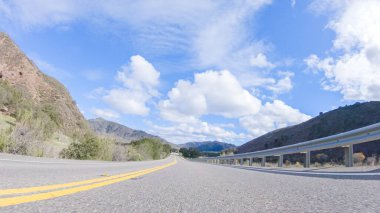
[97, 137, 115, 161]
[0, 130, 9, 152]
[130, 138, 171, 160]
[60, 134, 121, 161]
[60, 134, 101, 160]
[179, 147, 201, 158]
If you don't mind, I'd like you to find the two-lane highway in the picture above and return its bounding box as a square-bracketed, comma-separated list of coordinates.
[1, 153, 379, 212]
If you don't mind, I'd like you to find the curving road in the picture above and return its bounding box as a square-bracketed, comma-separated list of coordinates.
[1, 153, 379, 212]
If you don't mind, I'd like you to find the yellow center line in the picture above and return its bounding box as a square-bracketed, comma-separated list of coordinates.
[1, 163, 162, 196]
[0, 158, 177, 207]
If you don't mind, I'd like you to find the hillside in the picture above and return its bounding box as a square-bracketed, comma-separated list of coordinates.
[237, 102, 380, 158]
[0, 32, 171, 161]
[179, 141, 236, 152]
[88, 117, 173, 146]
[0, 32, 87, 135]
[0, 32, 90, 157]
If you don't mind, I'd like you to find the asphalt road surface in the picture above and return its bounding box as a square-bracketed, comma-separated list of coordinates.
[1, 153, 380, 212]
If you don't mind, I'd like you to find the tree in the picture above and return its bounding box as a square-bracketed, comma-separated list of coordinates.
[179, 147, 201, 158]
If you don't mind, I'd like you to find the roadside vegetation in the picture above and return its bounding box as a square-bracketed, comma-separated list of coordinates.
[0, 81, 171, 161]
[179, 147, 201, 158]
[0, 81, 61, 156]
[60, 137, 171, 161]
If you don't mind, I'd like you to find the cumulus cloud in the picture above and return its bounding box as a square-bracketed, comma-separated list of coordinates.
[158, 70, 309, 142]
[149, 119, 248, 144]
[159, 70, 262, 122]
[91, 108, 119, 120]
[306, 0, 380, 101]
[103, 55, 160, 116]
[239, 100, 311, 137]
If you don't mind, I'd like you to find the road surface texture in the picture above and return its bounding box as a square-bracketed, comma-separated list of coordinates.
[1, 153, 380, 212]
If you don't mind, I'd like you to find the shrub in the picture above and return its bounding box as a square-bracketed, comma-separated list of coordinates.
[130, 138, 170, 160]
[353, 152, 366, 164]
[97, 137, 115, 161]
[112, 144, 128, 161]
[179, 147, 201, 158]
[60, 134, 101, 160]
[0, 130, 10, 152]
[40, 103, 62, 128]
[126, 146, 142, 161]
[6, 122, 45, 156]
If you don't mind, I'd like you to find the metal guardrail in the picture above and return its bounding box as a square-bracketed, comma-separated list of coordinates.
[199, 122, 380, 168]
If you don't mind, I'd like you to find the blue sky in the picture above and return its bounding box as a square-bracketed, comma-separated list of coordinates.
[1, 0, 379, 144]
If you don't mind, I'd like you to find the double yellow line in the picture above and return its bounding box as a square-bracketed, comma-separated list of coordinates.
[0, 158, 177, 207]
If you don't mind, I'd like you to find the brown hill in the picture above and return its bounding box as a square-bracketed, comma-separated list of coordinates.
[0, 32, 87, 135]
[237, 102, 380, 159]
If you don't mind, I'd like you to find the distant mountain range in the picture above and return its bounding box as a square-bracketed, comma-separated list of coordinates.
[237, 101, 380, 158]
[88, 117, 175, 147]
[179, 141, 236, 152]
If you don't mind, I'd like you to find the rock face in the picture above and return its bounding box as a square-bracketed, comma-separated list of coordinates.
[88, 117, 170, 144]
[0, 32, 87, 134]
[237, 101, 380, 157]
[179, 141, 236, 152]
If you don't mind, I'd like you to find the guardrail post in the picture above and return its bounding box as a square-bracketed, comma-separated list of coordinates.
[305, 151, 311, 168]
[278, 155, 283, 167]
[249, 158, 253, 166]
[344, 144, 353, 167]
[261, 157, 266, 167]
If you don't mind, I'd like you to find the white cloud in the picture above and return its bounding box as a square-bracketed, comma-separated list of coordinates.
[265, 71, 294, 95]
[238, 71, 294, 95]
[149, 119, 248, 144]
[0, 0, 293, 97]
[103, 88, 151, 116]
[116, 55, 159, 96]
[157, 70, 306, 142]
[91, 108, 119, 120]
[103, 55, 160, 116]
[159, 70, 262, 122]
[239, 100, 311, 137]
[307, 0, 380, 101]
[250, 53, 275, 69]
